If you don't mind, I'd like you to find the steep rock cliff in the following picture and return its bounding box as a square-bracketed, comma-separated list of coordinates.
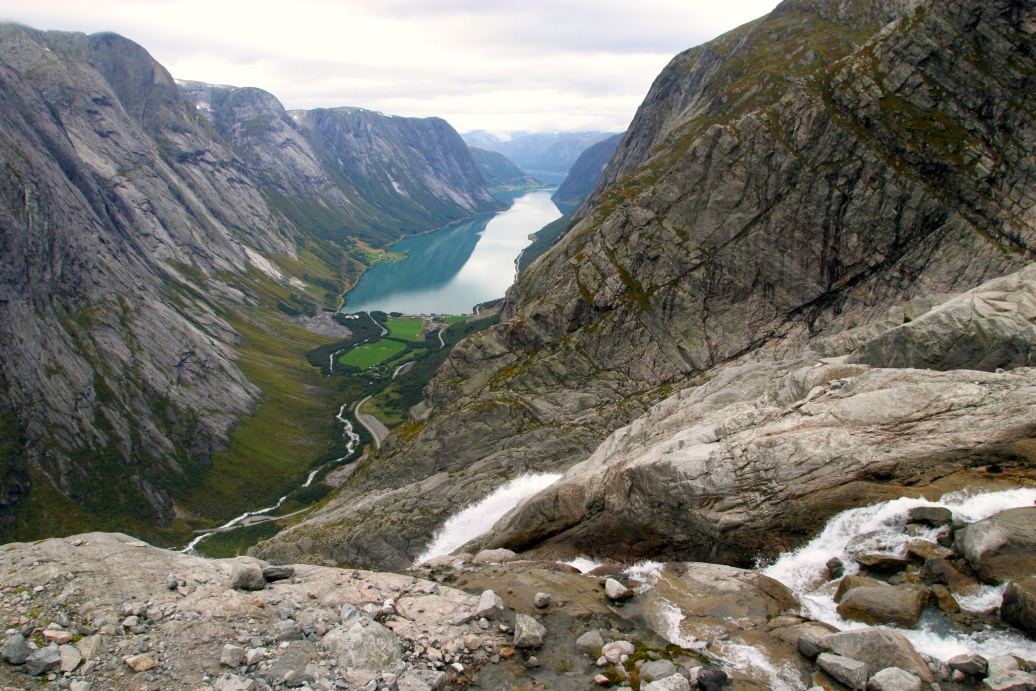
[179, 83, 502, 245]
[551, 133, 623, 211]
[254, 0, 1036, 569]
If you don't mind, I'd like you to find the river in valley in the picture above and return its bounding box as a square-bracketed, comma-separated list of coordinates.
[342, 188, 562, 315]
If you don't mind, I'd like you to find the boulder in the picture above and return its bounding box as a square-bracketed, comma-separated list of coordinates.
[836, 584, 930, 628]
[921, 558, 972, 590]
[124, 652, 158, 672]
[818, 652, 869, 689]
[930, 584, 961, 613]
[826, 629, 934, 683]
[983, 672, 1036, 691]
[513, 613, 546, 649]
[797, 631, 831, 661]
[1, 633, 31, 665]
[220, 644, 246, 668]
[697, 666, 728, 691]
[475, 589, 506, 620]
[641, 659, 678, 682]
[472, 548, 519, 564]
[987, 655, 1020, 678]
[643, 675, 691, 691]
[601, 640, 635, 664]
[868, 667, 923, 691]
[213, 674, 256, 691]
[905, 540, 952, 562]
[534, 592, 552, 608]
[59, 644, 82, 673]
[834, 575, 885, 602]
[262, 565, 295, 582]
[856, 554, 912, 574]
[24, 645, 62, 676]
[605, 577, 634, 602]
[1001, 578, 1036, 634]
[956, 507, 1036, 583]
[948, 653, 987, 676]
[907, 507, 953, 527]
[322, 619, 401, 670]
[576, 630, 605, 657]
[228, 562, 266, 591]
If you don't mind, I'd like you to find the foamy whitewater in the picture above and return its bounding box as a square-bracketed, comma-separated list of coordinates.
[414, 473, 562, 565]
[762, 487, 1036, 661]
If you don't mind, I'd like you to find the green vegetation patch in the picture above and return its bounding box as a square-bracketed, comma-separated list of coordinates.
[194, 521, 282, 559]
[386, 318, 425, 342]
[338, 340, 408, 369]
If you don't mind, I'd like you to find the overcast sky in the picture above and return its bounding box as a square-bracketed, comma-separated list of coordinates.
[0, 0, 781, 135]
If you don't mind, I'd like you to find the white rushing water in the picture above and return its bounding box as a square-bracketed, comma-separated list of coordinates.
[182, 402, 361, 553]
[414, 473, 562, 565]
[762, 487, 1036, 661]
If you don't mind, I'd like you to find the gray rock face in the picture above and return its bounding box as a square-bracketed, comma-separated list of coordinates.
[956, 508, 1036, 583]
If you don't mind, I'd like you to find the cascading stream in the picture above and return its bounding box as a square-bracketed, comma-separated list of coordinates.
[181, 402, 361, 553]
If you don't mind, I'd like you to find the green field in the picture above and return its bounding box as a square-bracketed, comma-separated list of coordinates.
[339, 340, 407, 369]
[386, 318, 424, 341]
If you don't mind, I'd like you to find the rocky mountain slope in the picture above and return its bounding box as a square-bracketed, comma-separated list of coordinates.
[467, 146, 541, 191]
[253, 0, 1036, 570]
[0, 25, 499, 543]
[551, 133, 624, 211]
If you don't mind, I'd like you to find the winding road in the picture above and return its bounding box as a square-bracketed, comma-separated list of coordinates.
[354, 395, 390, 449]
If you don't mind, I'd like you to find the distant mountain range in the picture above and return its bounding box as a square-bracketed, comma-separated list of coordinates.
[461, 130, 621, 184]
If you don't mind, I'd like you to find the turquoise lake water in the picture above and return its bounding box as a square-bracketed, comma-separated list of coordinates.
[342, 188, 562, 315]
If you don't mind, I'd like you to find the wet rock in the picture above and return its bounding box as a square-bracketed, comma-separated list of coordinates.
[323, 619, 401, 670]
[24, 645, 62, 676]
[983, 672, 1036, 691]
[475, 589, 506, 620]
[697, 666, 727, 691]
[826, 629, 934, 683]
[1, 633, 31, 665]
[228, 562, 266, 591]
[123, 652, 158, 672]
[834, 575, 885, 602]
[856, 554, 913, 574]
[641, 658, 677, 681]
[576, 629, 605, 656]
[1001, 578, 1036, 634]
[797, 631, 830, 661]
[836, 584, 930, 628]
[472, 548, 519, 564]
[948, 654, 988, 676]
[534, 591, 552, 608]
[931, 584, 961, 613]
[921, 558, 971, 590]
[907, 507, 953, 527]
[869, 667, 924, 691]
[827, 558, 845, 579]
[906, 540, 953, 562]
[956, 507, 1036, 583]
[605, 578, 634, 602]
[261, 565, 294, 582]
[987, 655, 1020, 678]
[818, 653, 869, 689]
[513, 613, 546, 649]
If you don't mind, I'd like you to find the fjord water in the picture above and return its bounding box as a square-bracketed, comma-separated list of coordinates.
[343, 188, 561, 315]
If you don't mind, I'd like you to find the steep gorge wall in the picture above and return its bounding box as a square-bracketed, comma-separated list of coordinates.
[254, 0, 1036, 569]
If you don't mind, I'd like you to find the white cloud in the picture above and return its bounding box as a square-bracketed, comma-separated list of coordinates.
[0, 0, 781, 133]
